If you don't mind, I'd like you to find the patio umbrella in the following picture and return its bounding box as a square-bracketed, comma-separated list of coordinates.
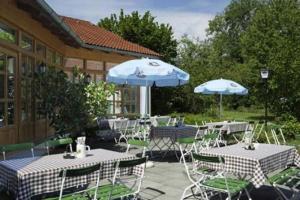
[107, 58, 189, 116]
[194, 78, 248, 117]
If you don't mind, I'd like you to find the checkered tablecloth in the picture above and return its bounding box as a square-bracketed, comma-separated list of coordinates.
[206, 121, 248, 134]
[0, 149, 141, 199]
[199, 143, 300, 188]
[149, 126, 198, 142]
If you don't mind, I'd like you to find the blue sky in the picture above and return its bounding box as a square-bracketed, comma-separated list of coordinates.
[45, 0, 230, 40]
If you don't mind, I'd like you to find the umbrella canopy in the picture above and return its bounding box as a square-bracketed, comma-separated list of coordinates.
[194, 78, 248, 117]
[107, 58, 189, 87]
[107, 58, 189, 116]
[194, 78, 248, 95]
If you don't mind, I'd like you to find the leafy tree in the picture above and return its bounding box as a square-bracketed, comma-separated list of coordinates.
[241, 0, 300, 118]
[34, 67, 115, 134]
[98, 9, 177, 62]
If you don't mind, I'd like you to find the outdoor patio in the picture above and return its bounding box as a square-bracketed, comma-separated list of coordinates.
[0, 140, 284, 200]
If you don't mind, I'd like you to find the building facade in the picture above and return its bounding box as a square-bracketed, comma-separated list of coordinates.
[0, 0, 159, 144]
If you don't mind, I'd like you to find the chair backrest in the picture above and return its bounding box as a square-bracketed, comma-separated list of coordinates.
[176, 137, 195, 144]
[117, 157, 147, 168]
[58, 163, 101, 200]
[127, 139, 149, 147]
[59, 163, 101, 177]
[47, 138, 73, 148]
[1, 142, 33, 152]
[202, 132, 218, 141]
[1, 142, 34, 160]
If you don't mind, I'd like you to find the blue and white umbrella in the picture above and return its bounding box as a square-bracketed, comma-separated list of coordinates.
[194, 78, 248, 117]
[107, 58, 189, 87]
[107, 58, 190, 115]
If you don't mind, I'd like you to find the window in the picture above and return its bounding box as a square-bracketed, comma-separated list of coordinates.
[47, 49, 55, 65]
[87, 60, 104, 71]
[64, 58, 83, 69]
[21, 55, 34, 122]
[35, 61, 46, 120]
[36, 43, 46, 58]
[21, 34, 33, 52]
[123, 86, 138, 114]
[107, 86, 139, 115]
[0, 22, 16, 43]
[55, 54, 63, 66]
[0, 52, 16, 127]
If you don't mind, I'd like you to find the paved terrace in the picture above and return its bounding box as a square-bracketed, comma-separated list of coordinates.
[0, 139, 289, 200]
[97, 141, 281, 200]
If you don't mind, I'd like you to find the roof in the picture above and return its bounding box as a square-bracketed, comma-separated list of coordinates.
[61, 16, 160, 57]
[16, 0, 159, 58]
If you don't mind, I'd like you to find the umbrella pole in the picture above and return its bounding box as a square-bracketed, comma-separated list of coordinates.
[219, 93, 222, 119]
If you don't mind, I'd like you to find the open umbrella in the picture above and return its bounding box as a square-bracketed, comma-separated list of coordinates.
[107, 58, 189, 116]
[194, 78, 248, 117]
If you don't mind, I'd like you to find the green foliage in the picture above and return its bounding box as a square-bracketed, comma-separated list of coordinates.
[85, 81, 115, 120]
[281, 116, 300, 140]
[34, 66, 115, 134]
[98, 9, 177, 62]
[241, 0, 300, 119]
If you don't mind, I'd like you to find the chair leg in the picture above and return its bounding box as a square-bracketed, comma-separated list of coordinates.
[244, 188, 252, 200]
[181, 183, 196, 200]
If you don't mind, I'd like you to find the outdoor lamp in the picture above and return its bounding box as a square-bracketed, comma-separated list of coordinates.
[38, 62, 46, 73]
[260, 68, 269, 128]
[260, 68, 269, 79]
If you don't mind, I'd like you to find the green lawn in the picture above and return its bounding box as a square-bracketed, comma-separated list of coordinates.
[179, 109, 269, 125]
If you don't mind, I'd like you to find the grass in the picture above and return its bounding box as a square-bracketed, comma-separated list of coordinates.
[178, 108, 271, 125]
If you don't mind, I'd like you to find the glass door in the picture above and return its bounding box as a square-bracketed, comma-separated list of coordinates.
[0, 48, 17, 144]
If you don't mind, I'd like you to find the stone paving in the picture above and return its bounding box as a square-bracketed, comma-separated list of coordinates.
[98, 141, 281, 200]
[0, 139, 291, 200]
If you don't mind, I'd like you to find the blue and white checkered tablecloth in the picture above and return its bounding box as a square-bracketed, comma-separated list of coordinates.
[0, 149, 141, 200]
[199, 143, 300, 188]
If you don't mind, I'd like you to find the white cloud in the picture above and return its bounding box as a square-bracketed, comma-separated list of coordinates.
[46, 0, 216, 41]
[153, 11, 214, 40]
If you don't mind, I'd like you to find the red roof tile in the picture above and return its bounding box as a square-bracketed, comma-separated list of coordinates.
[61, 16, 160, 57]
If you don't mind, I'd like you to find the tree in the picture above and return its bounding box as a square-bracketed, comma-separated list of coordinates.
[34, 67, 115, 134]
[241, 0, 300, 118]
[98, 9, 177, 62]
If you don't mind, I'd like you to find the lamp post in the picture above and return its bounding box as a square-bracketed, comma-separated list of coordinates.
[260, 68, 269, 128]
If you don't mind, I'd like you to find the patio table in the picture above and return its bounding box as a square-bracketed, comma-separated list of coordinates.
[149, 126, 198, 159]
[206, 121, 248, 134]
[199, 143, 300, 188]
[0, 149, 141, 199]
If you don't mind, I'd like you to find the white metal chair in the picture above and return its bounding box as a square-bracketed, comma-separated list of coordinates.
[192, 153, 252, 200]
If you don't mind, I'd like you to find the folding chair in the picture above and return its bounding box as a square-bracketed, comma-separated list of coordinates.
[192, 153, 252, 200]
[254, 121, 265, 142]
[124, 120, 137, 140]
[45, 138, 73, 155]
[1, 142, 34, 160]
[179, 140, 209, 200]
[117, 120, 129, 143]
[268, 167, 300, 200]
[94, 157, 147, 200]
[177, 137, 196, 163]
[126, 139, 150, 157]
[42, 163, 101, 200]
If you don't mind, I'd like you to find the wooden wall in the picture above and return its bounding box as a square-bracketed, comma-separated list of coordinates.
[0, 0, 138, 145]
